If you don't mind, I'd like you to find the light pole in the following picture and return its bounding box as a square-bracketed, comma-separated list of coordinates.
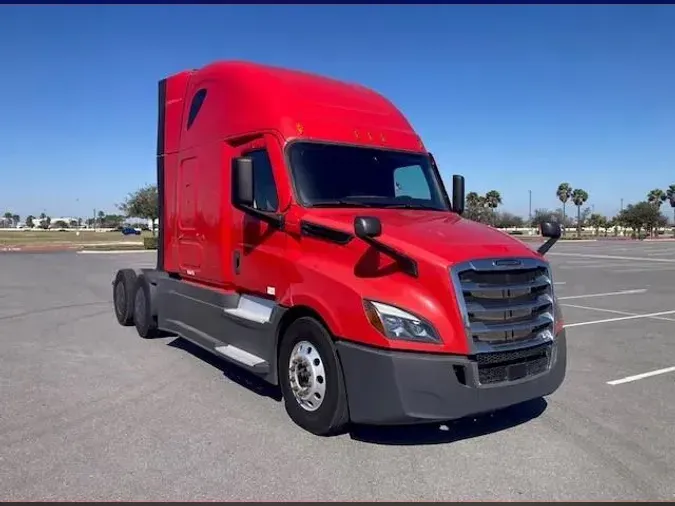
[528, 189, 532, 225]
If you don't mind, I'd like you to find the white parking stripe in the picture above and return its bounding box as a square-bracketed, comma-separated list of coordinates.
[561, 303, 675, 322]
[549, 252, 675, 263]
[564, 310, 675, 328]
[558, 289, 647, 300]
[607, 366, 675, 386]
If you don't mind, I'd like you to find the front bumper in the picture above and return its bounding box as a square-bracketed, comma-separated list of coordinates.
[335, 330, 567, 425]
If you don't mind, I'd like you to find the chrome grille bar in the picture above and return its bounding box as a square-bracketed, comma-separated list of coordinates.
[450, 257, 556, 354]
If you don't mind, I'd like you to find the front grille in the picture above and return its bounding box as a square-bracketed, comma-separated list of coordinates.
[455, 260, 555, 348]
[476, 342, 553, 385]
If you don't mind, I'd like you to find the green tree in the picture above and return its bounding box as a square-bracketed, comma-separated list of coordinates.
[647, 188, 666, 208]
[26, 215, 35, 228]
[556, 183, 573, 232]
[484, 190, 502, 225]
[571, 188, 589, 237]
[587, 213, 606, 237]
[494, 211, 524, 228]
[3, 211, 13, 227]
[617, 201, 665, 238]
[465, 191, 488, 224]
[666, 184, 675, 237]
[602, 216, 615, 237]
[118, 184, 159, 235]
[531, 208, 558, 228]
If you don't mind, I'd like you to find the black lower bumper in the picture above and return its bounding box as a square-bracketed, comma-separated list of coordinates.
[335, 330, 567, 425]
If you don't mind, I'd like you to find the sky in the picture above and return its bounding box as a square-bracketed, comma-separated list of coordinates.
[1, 5, 675, 221]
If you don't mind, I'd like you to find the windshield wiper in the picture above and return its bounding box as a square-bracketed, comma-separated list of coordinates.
[309, 200, 377, 208]
[379, 203, 446, 211]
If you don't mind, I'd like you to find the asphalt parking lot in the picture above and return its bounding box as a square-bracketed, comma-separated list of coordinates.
[1, 240, 674, 501]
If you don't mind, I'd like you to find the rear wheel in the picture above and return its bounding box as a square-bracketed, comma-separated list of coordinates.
[278, 317, 350, 436]
[113, 269, 137, 326]
[133, 277, 159, 339]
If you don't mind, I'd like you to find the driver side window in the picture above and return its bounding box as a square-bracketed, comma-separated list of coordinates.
[246, 149, 279, 212]
[393, 165, 431, 200]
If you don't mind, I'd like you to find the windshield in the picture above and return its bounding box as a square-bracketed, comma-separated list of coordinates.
[287, 142, 452, 211]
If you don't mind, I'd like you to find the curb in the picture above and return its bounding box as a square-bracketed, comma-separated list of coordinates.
[77, 249, 152, 254]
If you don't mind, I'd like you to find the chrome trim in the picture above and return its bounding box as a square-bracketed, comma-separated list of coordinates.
[449, 257, 557, 355]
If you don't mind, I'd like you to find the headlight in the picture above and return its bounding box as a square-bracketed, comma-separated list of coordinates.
[363, 300, 441, 344]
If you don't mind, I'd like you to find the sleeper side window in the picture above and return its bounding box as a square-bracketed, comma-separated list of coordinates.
[246, 149, 279, 212]
[187, 88, 207, 130]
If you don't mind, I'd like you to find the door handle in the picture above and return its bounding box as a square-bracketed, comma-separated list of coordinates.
[233, 251, 241, 275]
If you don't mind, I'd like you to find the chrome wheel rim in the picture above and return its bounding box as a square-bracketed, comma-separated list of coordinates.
[288, 340, 326, 412]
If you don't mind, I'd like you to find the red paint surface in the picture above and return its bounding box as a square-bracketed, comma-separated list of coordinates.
[157, 60, 551, 354]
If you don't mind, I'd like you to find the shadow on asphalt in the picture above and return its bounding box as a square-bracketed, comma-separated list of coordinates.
[167, 336, 547, 446]
[348, 397, 547, 446]
[167, 337, 283, 401]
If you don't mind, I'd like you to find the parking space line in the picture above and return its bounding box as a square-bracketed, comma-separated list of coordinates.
[561, 303, 675, 322]
[564, 309, 675, 328]
[549, 252, 675, 263]
[607, 366, 675, 386]
[558, 289, 647, 300]
[554, 281, 566, 285]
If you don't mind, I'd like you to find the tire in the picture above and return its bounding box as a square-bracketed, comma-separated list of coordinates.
[278, 317, 350, 436]
[113, 269, 137, 326]
[133, 276, 159, 339]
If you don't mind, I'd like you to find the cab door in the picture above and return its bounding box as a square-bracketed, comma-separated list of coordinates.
[231, 135, 289, 300]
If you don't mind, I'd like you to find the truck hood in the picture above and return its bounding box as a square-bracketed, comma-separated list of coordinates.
[303, 209, 540, 265]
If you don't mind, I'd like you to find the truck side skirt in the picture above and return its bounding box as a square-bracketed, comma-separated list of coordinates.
[154, 276, 286, 384]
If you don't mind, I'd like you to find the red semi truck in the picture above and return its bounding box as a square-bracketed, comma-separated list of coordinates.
[113, 60, 566, 436]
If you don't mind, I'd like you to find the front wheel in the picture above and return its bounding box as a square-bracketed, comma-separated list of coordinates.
[278, 317, 350, 436]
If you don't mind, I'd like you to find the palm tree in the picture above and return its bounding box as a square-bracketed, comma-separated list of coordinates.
[3, 211, 13, 228]
[466, 192, 481, 208]
[667, 184, 675, 237]
[484, 190, 502, 225]
[647, 188, 666, 208]
[12, 214, 20, 226]
[571, 188, 589, 238]
[556, 183, 573, 231]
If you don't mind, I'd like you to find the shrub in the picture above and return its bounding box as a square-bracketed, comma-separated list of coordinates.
[143, 236, 158, 250]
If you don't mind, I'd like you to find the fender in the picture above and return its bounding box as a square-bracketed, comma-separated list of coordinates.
[280, 288, 345, 338]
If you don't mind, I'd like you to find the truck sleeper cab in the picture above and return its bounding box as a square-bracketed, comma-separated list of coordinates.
[112, 60, 567, 436]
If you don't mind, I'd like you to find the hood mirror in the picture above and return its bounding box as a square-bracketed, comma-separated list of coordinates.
[537, 221, 561, 255]
[354, 216, 382, 239]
